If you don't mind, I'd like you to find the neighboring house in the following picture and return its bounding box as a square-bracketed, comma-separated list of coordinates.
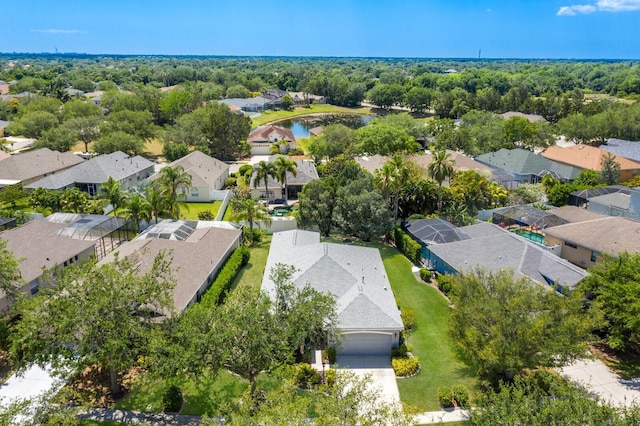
[0, 92, 35, 102]
[25, 151, 155, 196]
[0, 217, 17, 230]
[600, 139, 640, 163]
[219, 96, 276, 113]
[500, 111, 547, 123]
[309, 126, 324, 137]
[0, 148, 85, 187]
[84, 90, 104, 106]
[251, 156, 319, 202]
[549, 205, 608, 224]
[404, 218, 471, 263]
[541, 145, 640, 183]
[586, 187, 640, 221]
[64, 87, 84, 97]
[476, 148, 582, 186]
[262, 230, 403, 357]
[100, 220, 242, 315]
[289, 92, 326, 105]
[151, 151, 229, 202]
[356, 150, 492, 177]
[247, 126, 297, 156]
[544, 216, 640, 269]
[426, 222, 587, 292]
[0, 120, 8, 137]
[0, 81, 8, 95]
[568, 185, 630, 207]
[0, 220, 96, 313]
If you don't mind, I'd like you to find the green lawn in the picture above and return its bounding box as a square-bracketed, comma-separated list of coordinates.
[179, 201, 223, 220]
[115, 369, 280, 416]
[250, 104, 372, 127]
[230, 235, 272, 291]
[379, 245, 478, 411]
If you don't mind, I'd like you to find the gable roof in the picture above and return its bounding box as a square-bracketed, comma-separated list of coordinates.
[541, 145, 640, 171]
[405, 218, 470, 246]
[262, 230, 403, 331]
[550, 206, 608, 223]
[0, 220, 96, 285]
[429, 222, 587, 289]
[601, 139, 640, 163]
[101, 221, 242, 314]
[476, 148, 582, 181]
[544, 216, 640, 257]
[161, 151, 228, 188]
[248, 126, 296, 144]
[589, 192, 632, 210]
[251, 157, 318, 188]
[0, 148, 85, 183]
[356, 151, 492, 176]
[500, 111, 547, 123]
[25, 151, 155, 190]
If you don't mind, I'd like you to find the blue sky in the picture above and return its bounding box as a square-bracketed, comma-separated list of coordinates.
[1, 0, 639, 58]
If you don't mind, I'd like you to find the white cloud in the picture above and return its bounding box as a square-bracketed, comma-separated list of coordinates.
[558, 0, 640, 15]
[30, 29, 86, 34]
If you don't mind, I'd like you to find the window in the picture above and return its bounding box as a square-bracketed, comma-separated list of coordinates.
[591, 251, 598, 262]
[191, 188, 199, 197]
[564, 241, 578, 249]
[30, 281, 40, 296]
[87, 183, 96, 197]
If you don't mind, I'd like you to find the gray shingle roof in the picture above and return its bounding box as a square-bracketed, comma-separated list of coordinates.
[429, 223, 587, 289]
[476, 148, 582, 181]
[159, 151, 228, 189]
[405, 218, 470, 245]
[601, 139, 640, 163]
[0, 148, 85, 183]
[251, 157, 318, 189]
[25, 151, 155, 190]
[262, 230, 403, 331]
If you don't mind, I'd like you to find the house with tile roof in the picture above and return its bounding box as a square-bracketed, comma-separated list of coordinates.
[25, 151, 155, 196]
[426, 222, 587, 292]
[262, 230, 403, 357]
[476, 148, 582, 186]
[0, 220, 96, 313]
[247, 126, 296, 155]
[0, 148, 85, 187]
[100, 220, 242, 316]
[541, 144, 640, 183]
[544, 216, 640, 269]
[151, 151, 229, 202]
[250, 156, 318, 202]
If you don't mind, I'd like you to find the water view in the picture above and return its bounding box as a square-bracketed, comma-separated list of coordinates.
[275, 114, 376, 138]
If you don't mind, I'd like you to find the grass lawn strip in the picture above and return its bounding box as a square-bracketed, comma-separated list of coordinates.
[250, 104, 372, 127]
[179, 201, 222, 220]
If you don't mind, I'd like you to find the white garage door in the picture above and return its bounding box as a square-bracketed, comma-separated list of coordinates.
[338, 333, 392, 357]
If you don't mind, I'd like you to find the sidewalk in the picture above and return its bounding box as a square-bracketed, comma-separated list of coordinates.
[0, 364, 65, 405]
[77, 407, 207, 425]
[414, 408, 470, 424]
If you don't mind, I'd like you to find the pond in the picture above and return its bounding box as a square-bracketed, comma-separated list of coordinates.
[276, 114, 376, 138]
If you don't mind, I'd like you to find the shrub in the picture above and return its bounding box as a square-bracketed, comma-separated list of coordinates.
[419, 268, 431, 283]
[394, 228, 422, 265]
[438, 274, 454, 296]
[244, 227, 267, 244]
[452, 384, 469, 407]
[162, 385, 183, 412]
[199, 245, 251, 306]
[392, 356, 420, 377]
[401, 309, 417, 331]
[391, 344, 408, 358]
[325, 368, 336, 387]
[438, 386, 454, 408]
[323, 347, 337, 364]
[197, 210, 215, 220]
[239, 164, 253, 176]
[294, 363, 321, 389]
[225, 177, 237, 187]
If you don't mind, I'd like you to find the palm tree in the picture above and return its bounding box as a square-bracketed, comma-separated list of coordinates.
[230, 198, 272, 245]
[145, 183, 170, 224]
[451, 99, 469, 119]
[121, 193, 152, 233]
[158, 165, 192, 219]
[427, 150, 454, 215]
[98, 176, 124, 217]
[253, 161, 276, 205]
[374, 155, 411, 220]
[273, 156, 297, 202]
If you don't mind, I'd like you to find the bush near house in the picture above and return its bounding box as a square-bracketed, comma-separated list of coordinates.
[419, 268, 431, 283]
[392, 356, 420, 377]
[199, 245, 251, 306]
[438, 384, 470, 408]
[294, 363, 321, 389]
[401, 309, 417, 332]
[393, 228, 421, 265]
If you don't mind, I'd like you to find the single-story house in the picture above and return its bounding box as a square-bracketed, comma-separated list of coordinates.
[356, 150, 492, 177]
[219, 96, 277, 113]
[404, 218, 470, 263]
[586, 187, 640, 221]
[541, 145, 640, 183]
[247, 126, 296, 156]
[151, 151, 229, 202]
[100, 220, 242, 316]
[426, 222, 587, 292]
[262, 230, 403, 357]
[544, 216, 640, 268]
[476, 148, 582, 186]
[250, 156, 319, 202]
[500, 111, 547, 123]
[289, 92, 326, 105]
[600, 139, 640, 163]
[25, 151, 155, 196]
[0, 220, 96, 313]
[0, 148, 85, 186]
[568, 185, 630, 208]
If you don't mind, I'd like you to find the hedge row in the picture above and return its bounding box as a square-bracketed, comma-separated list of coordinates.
[200, 245, 250, 307]
[393, 228, 421, 265]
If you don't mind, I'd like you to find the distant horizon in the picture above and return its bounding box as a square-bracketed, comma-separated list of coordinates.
[2, 1, 640, 59]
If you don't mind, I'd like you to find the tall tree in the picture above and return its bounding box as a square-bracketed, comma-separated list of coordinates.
[64, 116, 101, 153]
[158, 165, 192, 219]
[145, 183, 170, 224]
[0, 239, 23, 308]
[230, 198, 272, 244]
[98, 176, 124, 217]
[11, 252, 176, 395]
[373, 155, 412, 220]
[297, 179, 336, 237]
[600, 152, 621, 185]
[121, 192, 152, 233]
[427, 149, 454, 214]
[253, 161, 277, 205]
[448, 268, 596, 382]
[273, 156, 297, 201]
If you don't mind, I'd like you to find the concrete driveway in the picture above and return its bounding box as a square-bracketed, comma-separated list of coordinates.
[560, 358, 640, 407]
[335, 356, 400, 404]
